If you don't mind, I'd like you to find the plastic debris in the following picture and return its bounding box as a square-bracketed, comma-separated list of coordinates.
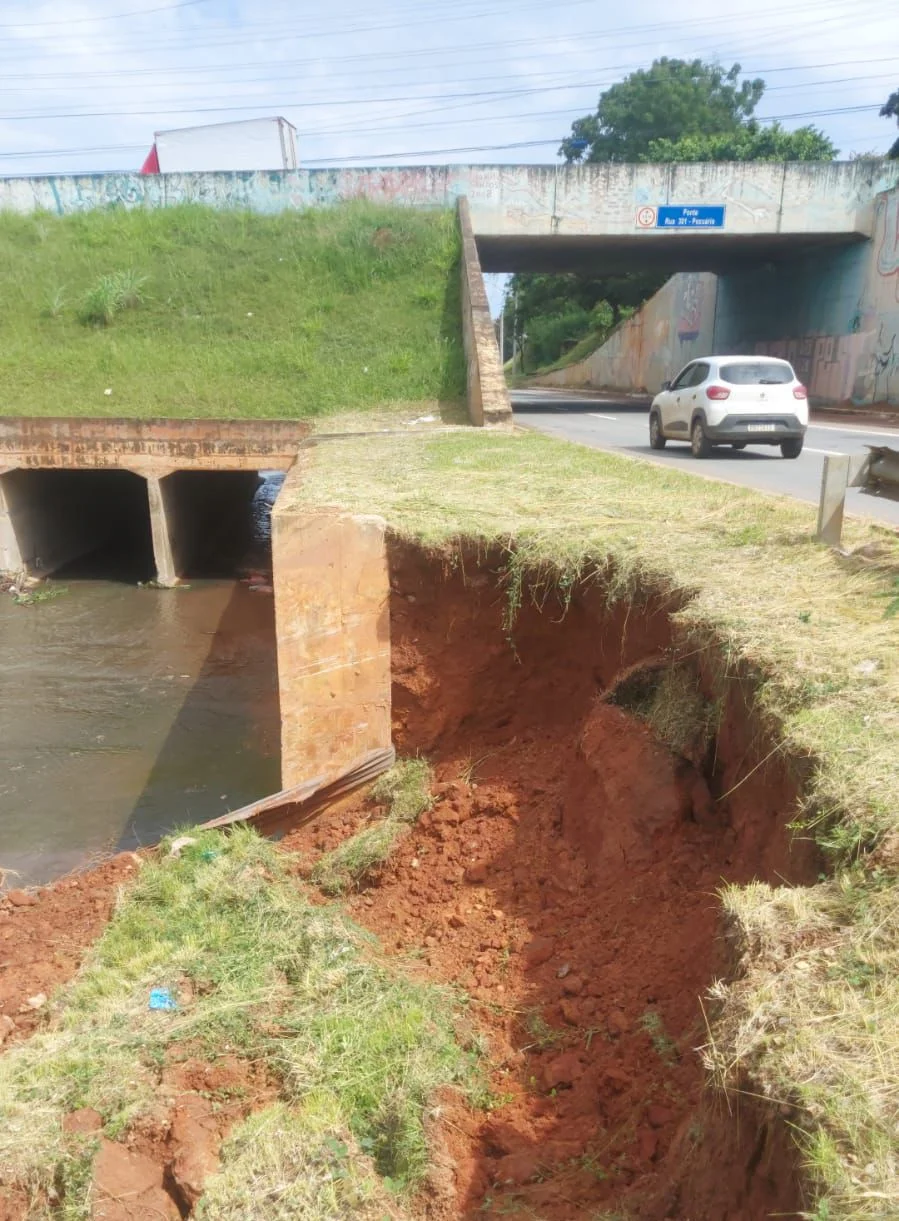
[168, 836, 198, 858]
[148, 988, 178, 1012]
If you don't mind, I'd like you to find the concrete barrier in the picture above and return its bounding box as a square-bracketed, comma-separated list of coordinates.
[458, 198, 513, 428]
[271, 464, 393, 788]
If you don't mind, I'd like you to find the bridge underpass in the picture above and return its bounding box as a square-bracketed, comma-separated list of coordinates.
[470, 163, 898, 410]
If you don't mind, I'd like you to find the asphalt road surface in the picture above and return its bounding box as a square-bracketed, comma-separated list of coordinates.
[513, 388, 899, 530]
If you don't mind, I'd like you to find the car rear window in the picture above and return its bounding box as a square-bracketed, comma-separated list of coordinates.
[719, 362, 794, 385]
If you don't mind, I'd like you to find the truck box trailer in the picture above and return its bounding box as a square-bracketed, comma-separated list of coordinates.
[140, 117, 298, 174]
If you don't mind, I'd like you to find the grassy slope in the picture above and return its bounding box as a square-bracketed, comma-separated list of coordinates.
[0, 202, 465, 419]
[0, 827, 479, 1216]
[289, 424, 899, 1218]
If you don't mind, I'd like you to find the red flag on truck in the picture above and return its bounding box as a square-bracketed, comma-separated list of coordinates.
[139, 144, 159, 174]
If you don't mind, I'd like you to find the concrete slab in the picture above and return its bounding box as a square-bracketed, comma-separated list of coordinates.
[0, 417, 310, 474]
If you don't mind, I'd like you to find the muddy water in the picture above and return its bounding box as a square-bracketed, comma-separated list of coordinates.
[0, 481, 282, 888]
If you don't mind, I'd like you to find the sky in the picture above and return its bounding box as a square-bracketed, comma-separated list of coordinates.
[1, 0, 898, 180]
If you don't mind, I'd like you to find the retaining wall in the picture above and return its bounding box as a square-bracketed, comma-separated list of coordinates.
[458, 198, 513, 427]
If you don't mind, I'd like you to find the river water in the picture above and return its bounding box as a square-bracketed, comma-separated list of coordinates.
[0, 477, 282, 887]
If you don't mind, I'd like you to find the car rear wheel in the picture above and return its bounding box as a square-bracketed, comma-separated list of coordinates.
[780, 438, 803, 459]
[649, 412, 666, 449]
[691, 418, 711, 458]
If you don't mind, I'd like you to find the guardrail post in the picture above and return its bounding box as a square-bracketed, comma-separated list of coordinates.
[817, 453, 851, 546]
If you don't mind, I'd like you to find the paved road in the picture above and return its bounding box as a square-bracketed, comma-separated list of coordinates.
[513, 388, 899, 530]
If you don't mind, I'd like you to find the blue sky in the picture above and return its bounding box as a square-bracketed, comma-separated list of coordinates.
[1, 0, 898, 178]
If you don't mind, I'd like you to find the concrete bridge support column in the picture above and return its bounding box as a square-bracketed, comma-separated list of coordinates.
[144, 472, 177, 586]
[0, 469, 24, 572]
[272, 490, 392, 789]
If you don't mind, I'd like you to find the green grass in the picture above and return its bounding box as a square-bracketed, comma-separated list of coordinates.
[0, 202, 465, 419]
[312, 759, 432, 896]
[287, 423, 899, 1218]
[0, 826, 479, 1216]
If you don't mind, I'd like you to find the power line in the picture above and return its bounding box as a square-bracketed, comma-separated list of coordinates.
[0, 0, 871, 58]
[0, 3, 888, 124]
[0, 0, 211, 28]
[1, 6, 890, 81]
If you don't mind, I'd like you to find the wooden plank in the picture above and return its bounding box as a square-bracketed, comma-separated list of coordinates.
[199, 746, 396, 839]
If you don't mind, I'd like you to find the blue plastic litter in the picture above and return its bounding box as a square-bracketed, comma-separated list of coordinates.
[148, 987, 178, 1012]
[200, 850, 219, 862]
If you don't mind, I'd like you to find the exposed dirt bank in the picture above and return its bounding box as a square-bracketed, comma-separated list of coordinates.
[1, 542, 816, 1218]
[286, 542, 814, 1218]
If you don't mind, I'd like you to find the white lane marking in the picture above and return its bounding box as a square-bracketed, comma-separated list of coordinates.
[804, 447, 840, 456]
[811, 423, 899, 439]
[588, 412, 619, 421]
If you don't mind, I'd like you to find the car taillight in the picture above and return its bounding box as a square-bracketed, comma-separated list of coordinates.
[793, 385, 808, 400]
[706, 385, 730, 401]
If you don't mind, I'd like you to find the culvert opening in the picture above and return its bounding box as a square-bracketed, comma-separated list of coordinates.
[1, 468, 155, 582]
[289, 539, 818, 1219]
[160, 470, 275, 580]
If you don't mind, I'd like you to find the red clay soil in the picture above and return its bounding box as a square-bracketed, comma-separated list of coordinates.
[0, 854, 138, 1048]
[285, 543, 810, 1219]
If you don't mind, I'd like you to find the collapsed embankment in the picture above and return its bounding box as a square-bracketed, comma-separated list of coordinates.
[286, 540, 815, 1219]
[1, 540, 817, 1219]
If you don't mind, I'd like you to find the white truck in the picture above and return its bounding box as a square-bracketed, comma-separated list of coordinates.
[140, 117, 299, 174]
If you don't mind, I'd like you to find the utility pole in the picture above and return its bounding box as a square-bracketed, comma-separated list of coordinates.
[498, 308, 504, 364]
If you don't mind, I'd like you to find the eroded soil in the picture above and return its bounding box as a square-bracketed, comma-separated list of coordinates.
[0, 545, 810, 1218]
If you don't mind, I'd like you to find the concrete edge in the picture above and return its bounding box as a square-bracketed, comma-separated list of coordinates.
[458, 197, 513, 429]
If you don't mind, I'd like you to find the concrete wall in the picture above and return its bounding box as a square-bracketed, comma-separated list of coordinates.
[458, 198, 512, 427]
[3, 162, 898, 240]
[537, 184, 899, 408]
[271, 468, 392, 789]
[536, 273, 718, 394]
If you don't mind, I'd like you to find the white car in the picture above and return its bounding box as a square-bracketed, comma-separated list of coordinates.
[649, 355, 808, 458]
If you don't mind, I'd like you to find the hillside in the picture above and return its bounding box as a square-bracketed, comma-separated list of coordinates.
[0, 202, 465, 420]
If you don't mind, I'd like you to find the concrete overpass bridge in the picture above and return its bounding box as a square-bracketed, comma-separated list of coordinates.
[1, 159, 896, 273]
[2, 159, 898, 403]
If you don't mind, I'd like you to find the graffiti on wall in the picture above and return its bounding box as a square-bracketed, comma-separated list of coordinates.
[876, 188, 899, 302]
[754, 333, 875, 402]
[676, 274, 705, 343]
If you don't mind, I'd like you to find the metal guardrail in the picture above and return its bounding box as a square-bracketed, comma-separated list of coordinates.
[817, 445, 899, 545]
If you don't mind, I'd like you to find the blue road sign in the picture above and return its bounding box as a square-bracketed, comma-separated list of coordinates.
[656, 205, 725, 229]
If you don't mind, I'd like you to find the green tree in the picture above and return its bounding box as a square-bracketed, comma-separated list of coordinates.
[507, 272, 661, 372]
[561, 58, 764, 163]
[645, 121, 836, 163]
[881, 88, 899, 158]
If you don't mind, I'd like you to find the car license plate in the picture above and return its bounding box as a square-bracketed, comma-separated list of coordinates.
[749, 423, 776, 432]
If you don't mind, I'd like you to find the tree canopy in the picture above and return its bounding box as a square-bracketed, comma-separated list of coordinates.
[645, 121, 836, 163]
[561, 58, 764, 163]
[881, 88, 899, 158]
